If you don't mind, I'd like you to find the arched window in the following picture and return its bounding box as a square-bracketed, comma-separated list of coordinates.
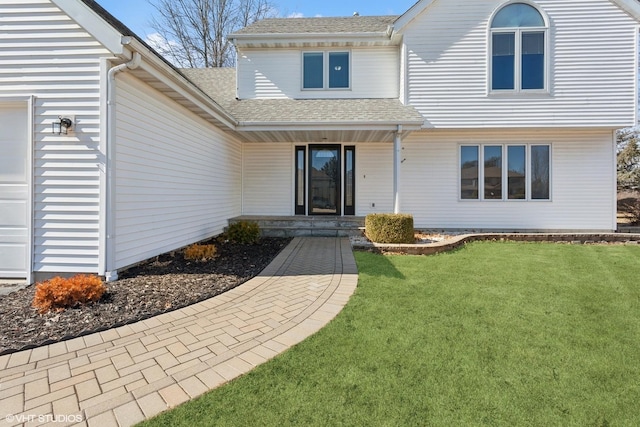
[490, 2, 547, 92]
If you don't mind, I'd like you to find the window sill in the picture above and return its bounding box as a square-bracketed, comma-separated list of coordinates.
[301, 88, 352, 91]
[458, 199, 552, 202]
[487, 90, 551, 99]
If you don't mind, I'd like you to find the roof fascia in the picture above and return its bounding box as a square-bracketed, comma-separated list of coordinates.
[393, 0, 438, 33]
[52, 1, 238, 130]
[392, 0, 640, 30]
[611, 0, 640, 21]
[126, 38, 238, 129]
[231, 31, 393, 46]
[237, 122, 423, 131]
[51, 0, 127, 56]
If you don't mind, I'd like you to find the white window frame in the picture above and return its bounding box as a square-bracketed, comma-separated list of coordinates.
[301, 50, 351, 91]
[459, 143, 552, 202]
[488, 2, 550, 95]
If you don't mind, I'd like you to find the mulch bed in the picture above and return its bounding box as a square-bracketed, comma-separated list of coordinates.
[0, 237, 291, 355]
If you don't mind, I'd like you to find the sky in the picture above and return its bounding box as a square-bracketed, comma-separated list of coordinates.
[97, 0, 418, 38]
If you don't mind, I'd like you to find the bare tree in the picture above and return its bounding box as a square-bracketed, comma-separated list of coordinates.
[148, 0, 275, 68]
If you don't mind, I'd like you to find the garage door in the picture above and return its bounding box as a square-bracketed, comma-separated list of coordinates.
[0, 103, 30, 278]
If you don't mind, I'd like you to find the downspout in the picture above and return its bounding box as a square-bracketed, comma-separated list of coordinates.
[393, 125, 403, 214]
[104, 52, 141, 282]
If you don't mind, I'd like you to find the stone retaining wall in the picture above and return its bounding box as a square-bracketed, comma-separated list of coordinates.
[353, 233, 640, 255]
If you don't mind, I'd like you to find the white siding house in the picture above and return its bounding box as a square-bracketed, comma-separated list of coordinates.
[113, 75, 241, 269]
[0, 0, 241, 282]
[0, 0, 111, 282]
[401, 129, 617, 230]
[1, 0, 639, 283]
[236, 47, 399, 99]
[400, 0, 638, 128]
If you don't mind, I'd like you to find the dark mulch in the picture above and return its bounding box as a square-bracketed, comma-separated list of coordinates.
[0, 237, 291, 355]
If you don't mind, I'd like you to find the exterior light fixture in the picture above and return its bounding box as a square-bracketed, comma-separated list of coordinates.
[52, 116, 73, 135]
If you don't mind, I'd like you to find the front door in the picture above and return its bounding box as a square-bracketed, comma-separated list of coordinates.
[0, 103, 30, 278]
[309, 145, 340, 215]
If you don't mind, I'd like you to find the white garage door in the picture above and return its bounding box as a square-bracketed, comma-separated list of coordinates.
[0, 103, 30, 278]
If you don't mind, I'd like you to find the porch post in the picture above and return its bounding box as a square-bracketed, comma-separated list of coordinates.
[393, 125, 402, 214]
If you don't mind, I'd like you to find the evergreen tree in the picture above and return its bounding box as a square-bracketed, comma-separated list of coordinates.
[616, 128, 640, 191]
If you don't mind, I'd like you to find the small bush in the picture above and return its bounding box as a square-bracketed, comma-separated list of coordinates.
[619, 194, 640, 225]
[184, 244, 217, 261]
[226, 221, 260, 244]
[32, 274, 106, 314]
[365, 213, 415, 244]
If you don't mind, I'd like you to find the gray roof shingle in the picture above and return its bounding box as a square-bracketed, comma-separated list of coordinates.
[229, 98, 424, 125]
[180, 67, 236, 109]
[182, 68, 424, 127]
[231, 16, 398, 36]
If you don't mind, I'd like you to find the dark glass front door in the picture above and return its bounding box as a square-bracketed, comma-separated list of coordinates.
[309, 146, 340, 215]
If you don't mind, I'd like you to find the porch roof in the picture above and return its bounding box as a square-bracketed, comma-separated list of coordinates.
[230, 98, 424, 127]
[181, 68, 424, 142]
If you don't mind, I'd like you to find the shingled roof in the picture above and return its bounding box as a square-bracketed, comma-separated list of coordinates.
[180, 68, 237, 109]
[182, 68, 424, 127]
[231, 16, 398, 36]
[229, 98, 424, 126]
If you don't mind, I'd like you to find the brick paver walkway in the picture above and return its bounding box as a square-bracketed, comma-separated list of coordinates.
[0, 237, 358, 427]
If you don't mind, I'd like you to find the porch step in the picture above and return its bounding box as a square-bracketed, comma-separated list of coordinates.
[228, 216, 365, 238]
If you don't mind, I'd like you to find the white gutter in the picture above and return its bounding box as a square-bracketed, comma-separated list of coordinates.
[393, 125, 403, 214]
[238, 121, 422, 129]
[104, 51, 141, 282]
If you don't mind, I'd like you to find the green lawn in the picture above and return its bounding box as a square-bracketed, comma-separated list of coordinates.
[140, 242, 640, 427]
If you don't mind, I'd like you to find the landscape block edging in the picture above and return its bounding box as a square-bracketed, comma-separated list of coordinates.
[353, 233, 640, 255]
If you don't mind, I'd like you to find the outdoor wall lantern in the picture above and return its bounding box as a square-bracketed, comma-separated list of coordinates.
[52, 116, 73, 135]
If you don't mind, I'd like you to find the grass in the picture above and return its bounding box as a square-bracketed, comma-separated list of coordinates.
[139, 242, 640, 427]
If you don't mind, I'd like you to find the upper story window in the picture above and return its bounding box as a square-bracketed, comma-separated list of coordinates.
[303, 51, 350, 90]
[490, 2, 547, 92]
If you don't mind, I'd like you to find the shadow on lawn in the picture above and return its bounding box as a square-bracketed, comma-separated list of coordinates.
[355, 250, 406, 280]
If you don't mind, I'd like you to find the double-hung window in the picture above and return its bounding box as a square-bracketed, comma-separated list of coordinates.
[303, 51, 350, 90]
[490, 3, 547, 92]
[460, 144, 550, 201]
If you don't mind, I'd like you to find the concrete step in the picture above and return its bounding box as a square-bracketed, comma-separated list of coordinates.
[228, 216, 365, 238]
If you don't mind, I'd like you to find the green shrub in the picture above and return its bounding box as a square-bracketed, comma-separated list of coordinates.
[226, 221, 261, 244]
[618, 194, 640, 225]
[365, 213, 415, 244]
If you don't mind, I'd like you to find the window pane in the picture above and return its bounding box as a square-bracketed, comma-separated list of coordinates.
[507, 146, 526, 199]
[492, 33, 515, 90]
[311, 147, 339, 214]
[295, 147, 306, 215]
[484, 146, 502, 199]
[492, 3, 545, 28]
[345, 149, 354, 206]
[303, 53, 323, 89]
[329, 52, 349, 89]
[522, 32, 544, 89]
[531, 145, 550, 199]
[461, 146, 479, 199]
[297, 149, 305, 207]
